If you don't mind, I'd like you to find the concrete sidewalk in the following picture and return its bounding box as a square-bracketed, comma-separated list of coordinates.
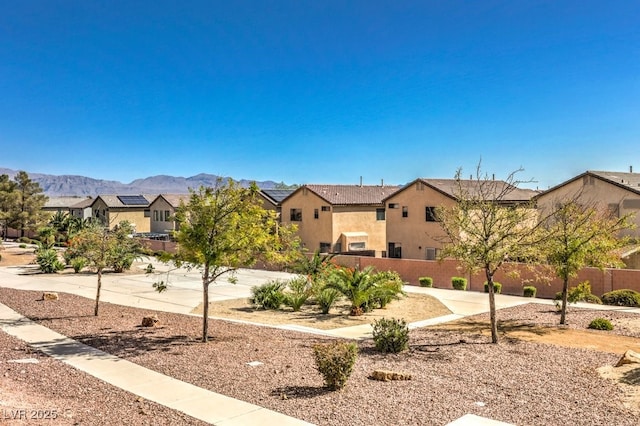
[0, 302, 313, 426]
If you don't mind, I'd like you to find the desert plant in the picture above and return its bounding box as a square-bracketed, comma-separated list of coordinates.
[372, 317, 409, 353]
[283, 276, 312, 311]
[588, 318, 613, 331]
[71, 257, 87, 273]
[601, 289, 640, 307]
[145, 263, 155, 274]
[418, 277, 433, 287]
[36, 248, 64, 273]
[451, 277, 467, 291]
[315, 287, 341, 314]
[19, 243, 27, 249]
[582, 294, 602, 304]
[484, 281, 502, 294]
[250, 280, 286, 310]
[523, 286, 537, 298]
[313, 341, 358, 390]
[554, 281, 599, 308]
[325, 266, 378, 316]
[369, 270, 405, 309]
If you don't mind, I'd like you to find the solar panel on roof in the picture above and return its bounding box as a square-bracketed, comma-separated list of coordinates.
[117, 195, 148, 205]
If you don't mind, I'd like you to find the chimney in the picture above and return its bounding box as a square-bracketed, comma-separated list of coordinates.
[381, 178, 384, 187]
[631, 166, 634, 173]
[359, 176, 363, 187]
[492, 173, 495, 180]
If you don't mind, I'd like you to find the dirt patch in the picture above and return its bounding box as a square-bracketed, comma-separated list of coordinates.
[0, 244, 36, 266]
[192, 293, 452, 330]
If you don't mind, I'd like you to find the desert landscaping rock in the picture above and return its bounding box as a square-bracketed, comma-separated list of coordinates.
[1, 287, 638, 425]
[616, 349, 640, 367]
[42, 292, 59, 301]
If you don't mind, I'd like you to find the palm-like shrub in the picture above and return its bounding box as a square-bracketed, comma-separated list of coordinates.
[283, 276, 312, 311]
[325, 266, 378, 316]
[370, 271, 405, 309]
[250, 280, 286, 310]
[36, 248, 64, 273]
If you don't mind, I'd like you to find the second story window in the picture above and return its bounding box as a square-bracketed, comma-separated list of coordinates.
[402, 206, 408, 218]
[376, 208, 385, 220]
[290, 208, 302, 222]
[426, 206, 438, 222]
[314, 209, 319, 219]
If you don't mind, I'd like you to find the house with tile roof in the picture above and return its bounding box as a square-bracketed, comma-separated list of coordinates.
[383, 178, 538, 260]
[148, 194, 190, 234]
[536, 169, 640, 239]
[90, 194, 155, 232]
[280, 184, 400, 256]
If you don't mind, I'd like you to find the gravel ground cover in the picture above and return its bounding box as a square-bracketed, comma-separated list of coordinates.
[0, 287, 638, 426]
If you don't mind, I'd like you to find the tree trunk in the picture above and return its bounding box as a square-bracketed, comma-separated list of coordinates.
[560, 278, 569, 325]
[487, 270, 498, 343]
[94, 268, 102, 316]
[201, 264, 210, 342]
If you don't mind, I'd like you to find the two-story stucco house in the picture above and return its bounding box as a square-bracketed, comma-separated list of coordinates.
[384, 178, 537, 260]
[148, 194, 190, 235]
[90, 194, 155, 232]
[536, 170, 640, 239]
[280, 184, 400, 256]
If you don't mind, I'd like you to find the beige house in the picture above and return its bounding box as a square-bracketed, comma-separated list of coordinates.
[258, 189, 295, 219]
[384, 178, 537, 260]
[69, 197, 94, 220]
[280, 184, 399, 256]
[148, 194, 189, 234]
[90, 195, 155, 232]
[536, 170, 640, 239]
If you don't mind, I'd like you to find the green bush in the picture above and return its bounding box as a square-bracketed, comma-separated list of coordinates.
[316, 287, 341, 314]
[250, 280, 286, 310]
[19, 243, 27, 249]
[313, 341, 358, 390]
[601, 289, 640, 307]
[483, 281, 502, 294]
[583, 294, 602, 304]
[370, 271, 405, 309]
[588, 318, 613, 331]
[283, 276, 311, 312]
[18, 238, 32, 244]
[451, 277, 467, 291]
[36, 249, 64, 273]
[372, 317, 409, 353]
[71, 257, 87, 273]
[523, 286, 537, 298]
[419, 277, 433, 287]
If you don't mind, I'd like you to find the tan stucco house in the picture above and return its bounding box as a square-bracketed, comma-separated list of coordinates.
[259, 189, 295, 219]
[384, 178, 537, 260]
[536, 170, 640, 239]
[148, 194, 189, 235]
[90, 194, 155, 232]
[280, 184, 400, 256]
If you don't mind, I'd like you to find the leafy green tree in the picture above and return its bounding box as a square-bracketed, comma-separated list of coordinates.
[541, 200, 633, 324]
[8, 171, 48, 238]
[0, 174, 18, 240]
[68, 220, 140, 315]
[167, 179, 300, 342]
[437, 165, 545, 343]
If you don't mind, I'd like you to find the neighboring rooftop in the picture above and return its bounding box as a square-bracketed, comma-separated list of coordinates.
[589, 170, 640, 193]
[260, 189, 295, 205]
[297, 184, 401, 206]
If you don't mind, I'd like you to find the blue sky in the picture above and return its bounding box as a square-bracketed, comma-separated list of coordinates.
[1, 1, 638, 189]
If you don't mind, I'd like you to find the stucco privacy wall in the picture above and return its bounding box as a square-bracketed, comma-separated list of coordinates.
[337, 255, 640, 298]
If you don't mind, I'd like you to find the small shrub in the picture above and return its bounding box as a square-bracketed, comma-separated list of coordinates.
[316, 287, 341, 314]
[588, 318, 613, 331]
[36, 249, 64, 273]
[419, 277, 433, 287]
[483, 281, 502, 294]
[601, 289, 640, 307]
[370, 271, 405, 309]
[372, 317, 409, 353]
[250, 280, 286, 310]
[583, 294, 602, 304]
[145, 263, 155, 274]
[71, 257, 87, 273]
[19, 243, 27, 249]
[451, 277, 467, 291]
[313, 341, 358, 390]
[523, 286, 537, 298]
[283, 276, 311, 312]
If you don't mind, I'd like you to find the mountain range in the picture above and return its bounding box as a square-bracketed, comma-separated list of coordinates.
[0, 168, 283, 196]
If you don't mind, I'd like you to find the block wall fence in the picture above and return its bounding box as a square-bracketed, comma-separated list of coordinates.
[332, 255, 640, 299]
